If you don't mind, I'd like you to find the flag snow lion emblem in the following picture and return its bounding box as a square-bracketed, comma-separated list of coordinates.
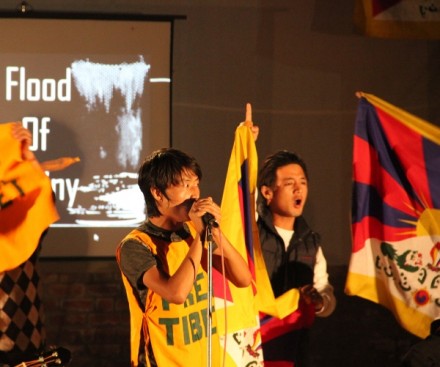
[345, 92, 440, 338]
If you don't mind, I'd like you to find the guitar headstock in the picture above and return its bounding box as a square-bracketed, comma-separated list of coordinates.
[16, 346, 71, 367]
[41, 346, 71, 366]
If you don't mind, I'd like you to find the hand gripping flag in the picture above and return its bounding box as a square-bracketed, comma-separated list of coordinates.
[345, 92, 440, 338]
[216, 121, 301, 366]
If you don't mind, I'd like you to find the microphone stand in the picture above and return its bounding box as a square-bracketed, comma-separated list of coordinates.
[206, 223, 214, 367]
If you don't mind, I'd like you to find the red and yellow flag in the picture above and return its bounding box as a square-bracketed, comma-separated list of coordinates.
[354, 0, 440, 39]
[216, 121, 301, 366]
[345, 92, 440, 338]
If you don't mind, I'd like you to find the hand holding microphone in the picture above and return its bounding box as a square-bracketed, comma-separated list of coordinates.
[202, 212, 219, 228]
[189, 197, 220, 231]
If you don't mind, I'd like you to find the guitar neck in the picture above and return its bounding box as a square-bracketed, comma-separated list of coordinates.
[13, 347, 71, 367]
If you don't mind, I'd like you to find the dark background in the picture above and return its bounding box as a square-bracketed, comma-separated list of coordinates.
[1, 1, 438, 366]
[0, 0, 437, 266]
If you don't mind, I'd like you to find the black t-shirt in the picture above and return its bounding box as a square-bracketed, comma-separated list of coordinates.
[119, 239, 156, 309]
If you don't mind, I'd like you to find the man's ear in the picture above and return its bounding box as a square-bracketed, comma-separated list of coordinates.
[150, 187, 162, 202]
[260, 185, 273, 204]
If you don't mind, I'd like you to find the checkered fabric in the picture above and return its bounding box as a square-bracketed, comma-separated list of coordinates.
[0, 248, 45, 359]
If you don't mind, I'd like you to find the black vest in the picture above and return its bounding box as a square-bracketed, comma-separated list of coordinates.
[257, 213, 320, 297]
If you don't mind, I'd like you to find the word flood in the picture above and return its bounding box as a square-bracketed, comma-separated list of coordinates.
[5, 66, 72, 102]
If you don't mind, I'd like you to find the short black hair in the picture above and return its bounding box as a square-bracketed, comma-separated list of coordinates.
[258, 150, 308, 190]
[257, 150, 308, 213]
[138, 148, 202, 217]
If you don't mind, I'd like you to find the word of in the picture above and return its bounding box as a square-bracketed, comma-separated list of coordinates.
[22, 116, 50, 152]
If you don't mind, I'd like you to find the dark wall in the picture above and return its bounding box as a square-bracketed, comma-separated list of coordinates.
[40, 260, 129, 367]
[1, 0, 438, 266]
[1, 1, 437, 366]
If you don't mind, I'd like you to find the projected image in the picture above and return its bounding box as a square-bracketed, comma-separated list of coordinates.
[3, 55, 152, 227]
[0, 17, 171, 256]
[64, 57, 149, 227]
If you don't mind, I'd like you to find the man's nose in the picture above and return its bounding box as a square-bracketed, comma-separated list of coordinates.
[190, 186, 200, 198]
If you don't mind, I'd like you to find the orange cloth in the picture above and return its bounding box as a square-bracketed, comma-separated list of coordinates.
[0, 123, 59, 272]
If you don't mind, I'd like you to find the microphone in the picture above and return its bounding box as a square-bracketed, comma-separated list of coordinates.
[202, 212, 219, 228]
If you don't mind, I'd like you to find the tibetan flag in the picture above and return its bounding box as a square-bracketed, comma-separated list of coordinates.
[215, 123, 263, 366]
[216, 122, 301, 366]
[345, 92, 440, 338]
[0, 122, 59, 272]
[354, 0, 440, 39]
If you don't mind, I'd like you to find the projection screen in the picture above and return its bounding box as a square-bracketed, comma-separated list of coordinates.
[0, 12, 174, 257]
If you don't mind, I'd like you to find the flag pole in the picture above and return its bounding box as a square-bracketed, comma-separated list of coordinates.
[206, 224, 214, 367]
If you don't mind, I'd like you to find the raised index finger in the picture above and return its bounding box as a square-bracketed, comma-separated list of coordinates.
[243, 103, 253, 127]
[245, 103, 252, 123]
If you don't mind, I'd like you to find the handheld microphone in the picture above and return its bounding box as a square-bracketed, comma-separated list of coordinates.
[202, 212, 219, 228]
